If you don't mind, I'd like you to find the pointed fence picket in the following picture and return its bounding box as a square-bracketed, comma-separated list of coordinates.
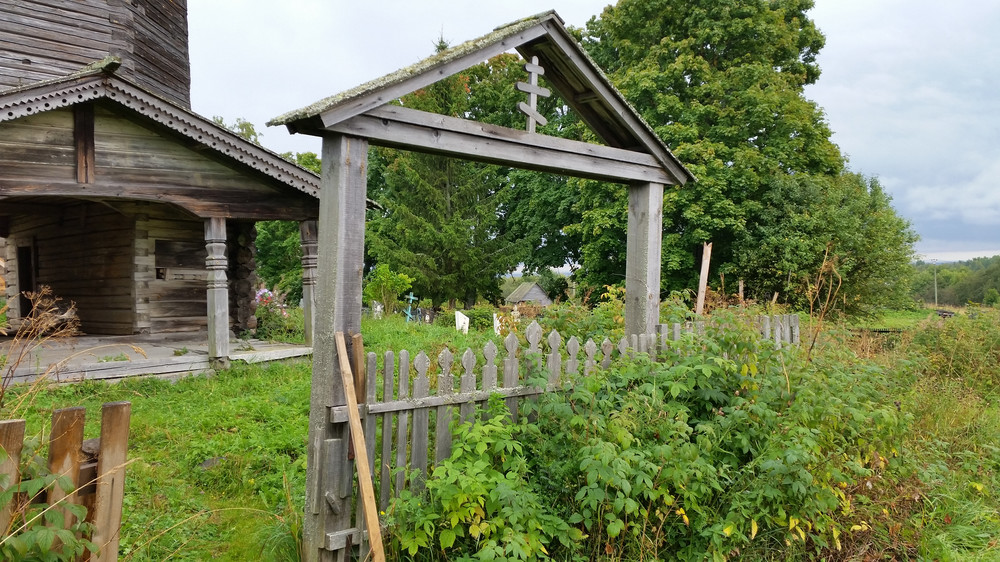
[338, 315, 801, 554]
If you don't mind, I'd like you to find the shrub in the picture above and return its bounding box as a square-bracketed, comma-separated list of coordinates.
[388, 396, 583, 560]
[523, 312, 909, 560]
[254, 289, 304, 343]
[363, 264, 414, 315]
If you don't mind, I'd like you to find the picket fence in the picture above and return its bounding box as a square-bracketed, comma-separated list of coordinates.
[330, 315, 800, 555]
[0, 402, 131, 562]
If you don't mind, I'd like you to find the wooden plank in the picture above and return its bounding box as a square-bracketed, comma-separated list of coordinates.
[325, 106, 674, 185]
[459, 349, 477, 425]
[393, 350, 410, 500]
[435, 349, 455, 463]
[625, 182, 664, 337]
[47, 406, 86, 546]
[502, 333, 520, 421]
[74, 103, 96, 184]
[90, 402, 130, 562]
[410, 352, 430, 491]
[304, 23, 549, 128]
[334, 332, 385, 562]
[0, 419, 26, 533]
[379, 351, 395, 511]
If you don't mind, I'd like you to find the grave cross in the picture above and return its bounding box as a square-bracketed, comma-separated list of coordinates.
[516, 56, 551, 133]
[404, 292, 419, 323]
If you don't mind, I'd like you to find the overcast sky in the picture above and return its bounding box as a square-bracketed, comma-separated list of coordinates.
[188, 1, 1000, 263]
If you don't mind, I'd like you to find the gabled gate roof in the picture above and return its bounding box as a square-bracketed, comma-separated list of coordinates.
[270, 10, 694, 186]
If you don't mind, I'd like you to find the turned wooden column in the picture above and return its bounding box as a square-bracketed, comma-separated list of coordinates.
[625, 182, 664, 337]
[205, 217, 230, 369]
[299, 220, 318, 347]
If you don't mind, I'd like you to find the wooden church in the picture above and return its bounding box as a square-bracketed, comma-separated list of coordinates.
[0, 0, 322, 365]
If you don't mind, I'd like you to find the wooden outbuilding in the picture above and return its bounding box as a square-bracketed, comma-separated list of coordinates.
[270, 10, 695, 560]
[0, 1, 322, 367]
[505, 282, 553, 306]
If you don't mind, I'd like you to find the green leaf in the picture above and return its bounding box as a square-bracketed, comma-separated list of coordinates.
[439, 528, 457, 549]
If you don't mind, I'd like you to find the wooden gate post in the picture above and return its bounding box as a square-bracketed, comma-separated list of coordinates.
[304, 134, 369, 562]
[205, 217, 230, 369]
[300, 220, 319, 347]
[625, 182, 664, 337]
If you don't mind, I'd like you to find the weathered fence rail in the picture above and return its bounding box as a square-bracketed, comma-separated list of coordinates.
[0, 402, 131, 562]
[330, 315, 800, 556]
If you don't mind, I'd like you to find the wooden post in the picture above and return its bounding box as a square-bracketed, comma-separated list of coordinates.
[300, 220, 318, 347]
[205, 217, 229, 369]
[695, 242, 712, 316]
[48, 407, 85, 546]
[0, 419, 26, 533]
[90, 402, 131, 562]
[305, 134, 368, 562]
[625, 182, 664, 337]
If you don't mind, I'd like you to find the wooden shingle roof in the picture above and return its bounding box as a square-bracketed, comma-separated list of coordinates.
[270, 10, 694, 186]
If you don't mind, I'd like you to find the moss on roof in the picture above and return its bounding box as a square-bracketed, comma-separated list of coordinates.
[267, 11, 559, 127]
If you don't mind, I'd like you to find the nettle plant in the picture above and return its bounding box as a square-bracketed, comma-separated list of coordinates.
[388, 396, 584, 561]
[0, 438, 98, 561]
[525, 312, 909, 560]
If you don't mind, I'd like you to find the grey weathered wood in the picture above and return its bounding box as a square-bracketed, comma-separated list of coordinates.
[379, 351, 395, 511]
[566, 336, 580, 379]
[546, 330, 562, 386]
[410, 352, 431, 491]
[502, 332, 520, 421]
[300, 23, 550, 128]
[305, 133, 368, 562]
[526, 321, 543, 376]
[791, 315, 801, 344]
[783, 314, 793, 346]
[618, 337, 630, 360]
[91, 401, 131, 562]
[583, 339, 597, 377]
[204, 217, 229, 368]
[459, 349, 477, 424]
[299, 220, 318, 346]
[358, 351, 378, 560]
[600, 338, 613, 370]
[435, 349, 455, 463]
[0, 419, 26, 533]
[325, 106, 675, 185]
[48, 407, 85, 542]
[393, 350, 410, 499]
[625, 182, 664, 337]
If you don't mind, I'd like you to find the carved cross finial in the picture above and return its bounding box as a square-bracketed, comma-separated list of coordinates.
[516, 56, 551, 133]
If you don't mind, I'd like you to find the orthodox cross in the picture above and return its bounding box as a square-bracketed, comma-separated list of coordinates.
[403, 292, 419, 323]
[516, 56, 551, 133]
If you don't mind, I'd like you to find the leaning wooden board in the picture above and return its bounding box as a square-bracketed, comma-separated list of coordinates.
[335, 332, 385, 561]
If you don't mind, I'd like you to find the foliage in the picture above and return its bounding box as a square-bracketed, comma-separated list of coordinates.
[363, 264, 414, 315]
[0, 439, 98, 561]
[524, 314, 908, 560]
[3, 361, 312, 560]
[366, 47, 533, 308]
[565, 0, 916, 313]
[253, 289, 304, 343]
[463, 305, 496, 332]
[255, 221, 303, 304]
[537, 269, 569, 303]
[912, 255, 1000, 306]
[388, 396, 582, 560]
[212, 116, 262, 146]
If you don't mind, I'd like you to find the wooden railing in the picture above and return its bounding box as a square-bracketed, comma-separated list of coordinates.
[330, 315, 799, 556]
[0, 402, 131, 562]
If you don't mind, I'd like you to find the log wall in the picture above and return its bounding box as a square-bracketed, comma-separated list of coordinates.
[0, 0, 191, 107]
[134, 203, 208, 334]
[8, 202, 135, 334]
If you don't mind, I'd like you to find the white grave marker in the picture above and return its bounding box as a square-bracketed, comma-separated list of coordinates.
[455, 311, 470, 334]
